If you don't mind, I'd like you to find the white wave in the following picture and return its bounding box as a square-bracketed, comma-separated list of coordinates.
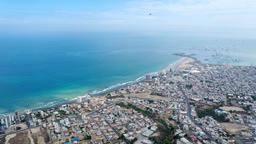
[91, 75, 146, 95]
[1, 58, 182, 115]
[90, 59, 182, 96]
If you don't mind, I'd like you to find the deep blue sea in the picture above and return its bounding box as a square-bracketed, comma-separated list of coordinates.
[0, 32, 256, 113]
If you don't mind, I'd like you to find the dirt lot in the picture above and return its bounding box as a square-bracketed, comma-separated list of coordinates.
[6, 131, 31, 144]
[220, 106, 245, 112]
[4, 127, 49, 144]
[221, 123, 249, 135]
[31, 127, 49, 144]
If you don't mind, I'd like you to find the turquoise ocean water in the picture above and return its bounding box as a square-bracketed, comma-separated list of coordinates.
[0, 32, 256, 113]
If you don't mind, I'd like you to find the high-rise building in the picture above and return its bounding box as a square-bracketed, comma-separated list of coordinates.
[145, 74, 151, 81]
[4, 117, 9, 128]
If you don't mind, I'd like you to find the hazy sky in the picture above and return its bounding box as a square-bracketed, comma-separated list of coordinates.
[0, 0, 256, 36]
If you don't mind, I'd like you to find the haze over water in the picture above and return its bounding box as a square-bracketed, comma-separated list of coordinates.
[0, 32, 256, 113]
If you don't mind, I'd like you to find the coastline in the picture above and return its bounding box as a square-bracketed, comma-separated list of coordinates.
[0, 56, 191, 116]
[90, 56, 192, 96]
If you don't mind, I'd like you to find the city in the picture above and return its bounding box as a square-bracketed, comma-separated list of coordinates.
[1, 57, 256, 144]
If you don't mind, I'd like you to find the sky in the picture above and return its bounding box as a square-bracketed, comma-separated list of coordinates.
[0, 0, 256, 37]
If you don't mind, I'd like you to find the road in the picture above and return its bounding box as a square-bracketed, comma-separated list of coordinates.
[177, 83, 214, 141]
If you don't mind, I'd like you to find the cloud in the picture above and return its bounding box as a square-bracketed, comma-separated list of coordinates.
[121, 0, 256, 30]
[0, 0, 256, 35]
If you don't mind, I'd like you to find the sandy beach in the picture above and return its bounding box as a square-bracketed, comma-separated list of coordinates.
[1, 56, 194, 115]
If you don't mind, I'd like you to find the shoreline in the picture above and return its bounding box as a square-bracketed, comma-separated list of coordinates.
[90, 57, 188, 96]
[0, 56, 191, 116]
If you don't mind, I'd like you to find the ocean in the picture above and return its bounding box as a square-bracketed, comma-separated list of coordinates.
[0, 32, 256, 113]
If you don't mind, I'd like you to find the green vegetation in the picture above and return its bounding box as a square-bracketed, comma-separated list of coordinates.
[84, 134, 91, 140]
[150, 119, 175, 144]
[148, 99, 154, 104]
[35, 112, 43, 119]
[117, 102, 176, 144]
[119, 134, 137, 144]
[130, 138, 137, 144]
[196, 107, 228, 122]
[169, 81, 174, 84]
[116, 102, 156, 118]
[243, 105, 252, 112]
[205, 80, 212, 83]
[185, 84, 193, 89]
[58, 110, 67, 116]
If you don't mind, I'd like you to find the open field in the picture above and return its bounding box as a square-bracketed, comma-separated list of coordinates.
[221, 123, 249, 135]
[220, 106, 245, 112]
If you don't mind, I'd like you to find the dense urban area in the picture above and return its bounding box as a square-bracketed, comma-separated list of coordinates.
[1, 57, 256, 144]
